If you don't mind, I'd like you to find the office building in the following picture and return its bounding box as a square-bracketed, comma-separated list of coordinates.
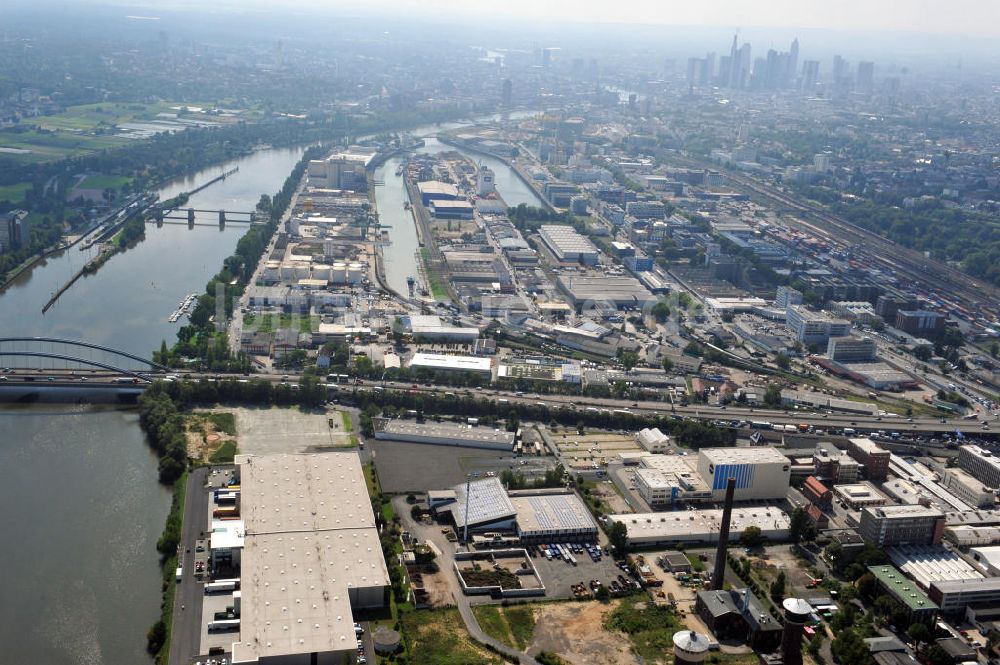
[834, 483, 888, 510]
[775, 286, 803, 310]
[847, 437, 891, 481]
[812, 444, 860, 483]
[895, 310, 945, 336]
[230, 453, 389, 664]
[958, 445, 1000, 488]
[827, 336, 878, 363]
[859, 505, 946, 547]
[538, 225, 599, 265]
[696, 447, 791, 501]
[942, 468, 996, 509]
[635, 454, 712, 505]
[786, 306, 852, 345]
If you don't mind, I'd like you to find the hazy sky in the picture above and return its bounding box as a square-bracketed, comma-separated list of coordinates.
[296, 0, 1000, 38]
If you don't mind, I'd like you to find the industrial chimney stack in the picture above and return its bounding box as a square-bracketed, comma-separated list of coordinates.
[781, 598, 812, 665]
[711, 477, 737, 591]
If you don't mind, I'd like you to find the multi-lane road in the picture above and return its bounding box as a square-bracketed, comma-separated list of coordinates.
[4, 367, 997, 437]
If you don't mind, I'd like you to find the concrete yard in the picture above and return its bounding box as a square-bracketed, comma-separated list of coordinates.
[550, 429, 643, 470]
[230, 406, 354, 455]
[373, 439, 554, 492]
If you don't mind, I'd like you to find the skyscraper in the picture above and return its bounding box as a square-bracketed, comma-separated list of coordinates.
[801, 60, 820, 91]
[787, 38, 800, 87]
[857, 61, 875, 94]
[501, 78, 512, 108]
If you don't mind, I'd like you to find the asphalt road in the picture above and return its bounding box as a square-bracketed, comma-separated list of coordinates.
[169, 467, 209, 665]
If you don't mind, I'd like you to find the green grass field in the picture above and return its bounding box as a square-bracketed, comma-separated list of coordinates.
[76, 174, 132, 191]
[0, 182, 31, 204]
[403, 609, 503, 665]
[472, 605, 536, 650]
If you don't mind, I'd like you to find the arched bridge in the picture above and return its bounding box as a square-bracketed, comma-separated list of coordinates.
[0, 337, 170, 383]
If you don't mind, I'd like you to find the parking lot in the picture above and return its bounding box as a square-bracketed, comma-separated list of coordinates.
[469, 542, 642, 603]
[373, 439, 554, 492]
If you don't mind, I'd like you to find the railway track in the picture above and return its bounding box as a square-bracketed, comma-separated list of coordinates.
[667, 153, 999, 317]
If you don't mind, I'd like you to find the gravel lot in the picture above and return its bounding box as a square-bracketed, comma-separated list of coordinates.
[230, 406, 353, 455]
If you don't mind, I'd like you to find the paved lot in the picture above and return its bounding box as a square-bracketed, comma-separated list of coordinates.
[518, 546, 637, 602]
[373, 440, 553, 492]
[231, 406, 354, 455]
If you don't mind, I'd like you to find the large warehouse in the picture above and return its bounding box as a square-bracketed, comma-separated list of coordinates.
[610, 507, 790, 548]
[373, 419, 515, 450]
[230, 453, 389, 665]
[431, 477, 518, 533]
[696, 447, 791, 501]
[408, 352, 494, 378]
[538, 224, 599, 265]
[510, 491, 599, 542]
[555, 274, 656, 311]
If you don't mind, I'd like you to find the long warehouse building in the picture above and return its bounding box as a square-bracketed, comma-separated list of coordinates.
[231, 453, 389, 665]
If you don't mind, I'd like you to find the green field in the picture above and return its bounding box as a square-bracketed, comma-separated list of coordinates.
[76, 174, 132, 191]
[402, 609, 503, 665]
[243, 313, 319, 333]
[472, 605, 536, 650]
[0, 182, 31, 204]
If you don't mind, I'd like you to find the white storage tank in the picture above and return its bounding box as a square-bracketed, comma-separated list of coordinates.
[279, 265, 296, 281]
[293, 264, 311, 279]
[287, 217, 300, 235]
[312, 264, 332, 281]
[347, 262, 365, 284]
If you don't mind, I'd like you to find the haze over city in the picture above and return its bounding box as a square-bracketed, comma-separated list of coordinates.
[3, 2, 1000, 665]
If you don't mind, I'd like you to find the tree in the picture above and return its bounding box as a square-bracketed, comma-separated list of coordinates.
[662, 356, 674, 374]
[788, 507, 814, 544]
[740, 526, 764, 549]
[619, 350, 640, 372]
[926, 645, 952, 665]
[855, 572, 878, 602]
[770, 571, 786, 603]
[146, 620, 166, 655]
[764, 385, 783, 408]
[775, 353, 791, 370]
[651, 301, 671, 323]
[608, 521, 629, 552]
[576, 421, 586, 435]
[595, 585, 611, 602]
[831, 629, 872, 665]
[914, 345, 933, 361]
[907, 623, 932, 652]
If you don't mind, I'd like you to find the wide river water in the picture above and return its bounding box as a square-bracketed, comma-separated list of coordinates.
[0, 113, 541, 663]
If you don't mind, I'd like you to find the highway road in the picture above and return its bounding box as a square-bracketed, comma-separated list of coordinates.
[5, 367, 999, 437]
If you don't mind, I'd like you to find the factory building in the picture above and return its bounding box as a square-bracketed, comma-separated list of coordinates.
[555, 274, 656, 312]
[802, 476, 832, 506]
[230, 453, 389, 664]
[402, 315, 479, 343]
[408, 352, 493, 378]
[696, 447, 791, 502]
[429, 199, 474, 219]
[609, 507, 790, 547]
[636, 427, 671, 454]
[847, 438, 891, 481]
[867, 565, 939, 624]
[695, 589, 783, 651]
[432, 477, 518, 534]
[859, 505, 946, 547]
[635, 454, 712, 505]
[958, 445, 1000, 489]
[416, 180, 459, 205]
[538, 225, 599, 265]
[941, 467, 996, 509]
[307, 149, 376, 191]
[812, 444, 861, 483]
[929, 578, 1000, 615]
[373, 419, 515, 451]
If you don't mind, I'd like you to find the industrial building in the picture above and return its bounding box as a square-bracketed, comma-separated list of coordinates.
[416, 180, 459, 205]
[827, 336, 878, 363]
[636, 427, 671, 454]
[812, 444, 861, 483]
[859, 505, 946, 547]
[833, 483, 888, 510]
[230, 453, 389, 664]
[867, 565, 939, 624]
[695, 589, 783, 651]
[555, 274, 656, 311]
[432, 477, 518, 534]
[373, 419, 515, 451]
[941, 467, 996, 509]
[509, 492, 599, 542]
[407, 352, 493, 378]
[538, 225, 599, 265]
[929, 577, 1000, 615]
[635, 454, 712, 504]
[958, 445, 1000, 489]
[609, 507, 790, 547]
[429, 199, 474, 219]
[887, 545, 983, 589]
[847, 438, 891, 481]
[402, 315, 480, 343]
[895, 310, 945, 336]
[801, 476, 832, 506]
[696, 447, 792, 501]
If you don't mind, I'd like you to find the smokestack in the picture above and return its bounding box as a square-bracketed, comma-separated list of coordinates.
[781, 598, 812, 665]
[711, 477, 737, 591]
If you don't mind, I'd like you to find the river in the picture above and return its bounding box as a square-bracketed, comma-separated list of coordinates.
[0, 405, 172, 665]
[375, 135, 544, 296]
[0, 114, 539, 662]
